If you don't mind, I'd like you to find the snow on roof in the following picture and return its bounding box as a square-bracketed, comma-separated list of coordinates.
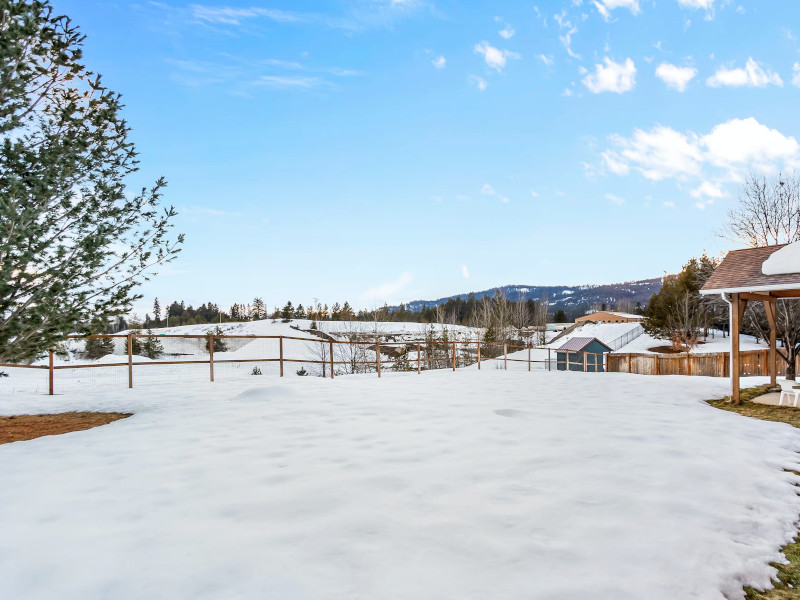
[557, 337, 611, 352]
[553, 322, 641, 346]
[762, 241, 800, 276]
[701, 244, 800, 294]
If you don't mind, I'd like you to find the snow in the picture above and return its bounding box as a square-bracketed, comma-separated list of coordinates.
[550, 322, 641, 346]
[615, 329, 769, 354]
[762, 241, 800, 275]
[1, 371, 799, 599]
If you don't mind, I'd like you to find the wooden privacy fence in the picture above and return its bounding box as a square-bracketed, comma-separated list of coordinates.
[607, 349, 800, 378]
[0, 333, 603, 396]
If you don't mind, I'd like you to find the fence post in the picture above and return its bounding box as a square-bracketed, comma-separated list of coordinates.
[279, 337, 284, 377]
[49, 348, 54, 396]
[627, 353, 632, 373]
[478, 341, 481, 369]
[763, 349, 769, 377]
[504, 344, 507, 370]
[127, 333, 133, 388]
[417, 343, 421, 374]
[528, 346, 531, 372]
[653, 354, 659, 376]
[208, 334, 214, 382]
[548, 347, 551, 371]
[452, 342, 456, 371]
[686, 352, 691, 377]
[330, 340, 334, 379]
[566, 350, 570, 371]
[583, 352, 587, 372]
[376, 341, 381, 378]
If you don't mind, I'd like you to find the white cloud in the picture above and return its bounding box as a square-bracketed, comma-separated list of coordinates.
[474, 41, 519, 72]
[431, 55, 446, 69]
[191, 6, 301, 25]
[793, 63, 800, 88]
[554, 12, 580, 59]
[707, 58, 783, 88]
[601, 117, 800, 185]
[655, 62, 697, 92]
[539, 54, 554, 66]
[481, 183, 509, 203]
[677, 0, 714, 8]
[689, 181, 726, 199]
[469, 75, 488, 91]
[593, 0, 640, 21]
[255, 75, 327, 89]
[531, 190, 540, 197]
[582, 57, 636, 93]
[461, 264, 470, 278]
[363, 271, 413, 301]
[499, 24, 515, 39]
[605, 193, 626, 205]
[662, 201, 676, 208]
[701, 118, 799, 172]
[603, 126, 704, 181]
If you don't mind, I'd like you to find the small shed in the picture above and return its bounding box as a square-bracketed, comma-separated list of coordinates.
[556, 337, 612, 372]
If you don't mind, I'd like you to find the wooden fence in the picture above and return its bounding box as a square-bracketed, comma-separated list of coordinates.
[606, 349, 798, 378]
[0, 333, 604, 395]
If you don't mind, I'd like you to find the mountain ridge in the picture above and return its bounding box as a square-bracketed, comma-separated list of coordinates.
[396, 278, 663, 317]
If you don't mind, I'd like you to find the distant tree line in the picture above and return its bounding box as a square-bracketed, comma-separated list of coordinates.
[121, 293, 645, 334]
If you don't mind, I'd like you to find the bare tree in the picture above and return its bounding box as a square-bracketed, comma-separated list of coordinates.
[666, 294, 703, 351]
[533, 294, 549, 346]
[725, 172, 800, 379]
[724, 173, 800, 247]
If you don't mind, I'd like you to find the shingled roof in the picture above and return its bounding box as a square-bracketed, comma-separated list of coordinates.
[700, 244, 800, 294]
[557, 337, 612, 352]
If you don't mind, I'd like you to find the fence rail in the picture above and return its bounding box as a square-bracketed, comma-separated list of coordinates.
[0, 333, 613, 395]
[606, 349, 798, 378]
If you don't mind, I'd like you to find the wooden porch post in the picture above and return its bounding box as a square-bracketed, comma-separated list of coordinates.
[765, 300, 778, 387]
[731, 293, 743, 404]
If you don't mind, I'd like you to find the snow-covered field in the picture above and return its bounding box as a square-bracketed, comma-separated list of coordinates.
[1, 370, 799, 599]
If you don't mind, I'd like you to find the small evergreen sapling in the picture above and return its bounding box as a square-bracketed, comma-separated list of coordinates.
[142, 330, 164, 359]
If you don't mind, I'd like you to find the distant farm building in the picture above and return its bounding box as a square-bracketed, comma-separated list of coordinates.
[556, 337, 612, 372]
[575, 311, 644, 324]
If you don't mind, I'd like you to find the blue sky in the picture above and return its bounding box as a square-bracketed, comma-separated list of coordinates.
[53, 0, 800, 314]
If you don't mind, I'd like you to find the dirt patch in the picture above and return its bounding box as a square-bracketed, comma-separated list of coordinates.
[647, 342, 708, 354]
[0, 412, 131, 445]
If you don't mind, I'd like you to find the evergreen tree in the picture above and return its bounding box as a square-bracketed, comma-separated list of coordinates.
[0, 1, 182, 362]
[153, 298, 161, 327]
[204, 326, 228, 353]
[554, 309, 568, 323]
[294, 304, 306, 319]
[141, 329, 164, 359]
[130, 331, 144, 356]
[341, 301, 354, 320]
[83, 335, 115, 359]
[251, 297, 265, 320]
[281, 301, 294, 320]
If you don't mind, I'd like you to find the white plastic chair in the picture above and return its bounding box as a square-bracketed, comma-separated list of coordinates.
[779, 379, 800, 407]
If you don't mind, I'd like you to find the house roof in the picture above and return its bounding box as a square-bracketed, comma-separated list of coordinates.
[700, 244, 800, 295]
[578, 311, 643, 319]
[557, 337, 612, 352]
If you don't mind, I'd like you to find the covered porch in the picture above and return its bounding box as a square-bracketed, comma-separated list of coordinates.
[700, 243, 800, 403]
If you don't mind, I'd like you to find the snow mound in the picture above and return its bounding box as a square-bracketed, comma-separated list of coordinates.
[762, 242, 800, 275]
